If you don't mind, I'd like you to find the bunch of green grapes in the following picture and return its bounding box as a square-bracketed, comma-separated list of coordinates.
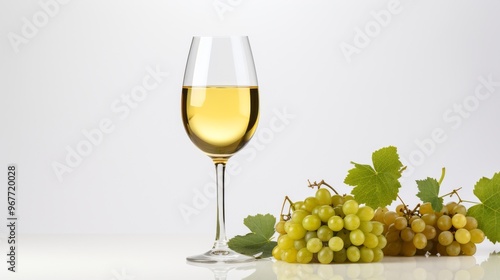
[272, 187, 386, 264]
[375, 202, 485, 257]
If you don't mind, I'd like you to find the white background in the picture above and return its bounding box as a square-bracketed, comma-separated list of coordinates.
[1, 0, 500, 252]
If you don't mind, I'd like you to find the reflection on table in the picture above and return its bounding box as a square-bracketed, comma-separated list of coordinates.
[187, 251, 500, 280]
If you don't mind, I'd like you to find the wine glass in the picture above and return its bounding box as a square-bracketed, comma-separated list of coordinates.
[181, 36, 259, 263]
[187, 260, 257, 280]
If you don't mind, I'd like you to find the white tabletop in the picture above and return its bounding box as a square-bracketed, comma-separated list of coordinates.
[0, 234, 498, 279]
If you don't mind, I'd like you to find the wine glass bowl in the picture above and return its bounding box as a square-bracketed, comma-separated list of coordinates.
[181, 36, 259, 263]
[182, 86, 259, 162]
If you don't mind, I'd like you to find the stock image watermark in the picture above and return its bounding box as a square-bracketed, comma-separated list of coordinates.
[110, 267, 136, 280]
[339, 0, 403, 63]
[179, 107, 296, 224]
[213, 0, 244, 21]
[51, 65, 169, 182]
[7, 0, 72, 53]
[6, 165, 18, 272]
[401, 74, 500, 177]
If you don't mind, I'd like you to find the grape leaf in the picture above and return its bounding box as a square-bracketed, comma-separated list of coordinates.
[416, 177, 444, 212]
[344, 146, 404, 208]
[228, 214, 277, 258]
[467, 173, 500, 244]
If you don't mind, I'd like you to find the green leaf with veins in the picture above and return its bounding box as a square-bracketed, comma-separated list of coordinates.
[228, 214, 277, 258]
[467, 173, 500, 244]
[344, 146, 404, 208]
[416, 177, 444, 212]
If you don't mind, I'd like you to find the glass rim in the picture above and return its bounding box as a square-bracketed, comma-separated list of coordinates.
[191, 35, 249, 39]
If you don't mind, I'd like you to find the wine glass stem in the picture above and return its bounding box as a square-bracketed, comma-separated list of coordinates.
[213, 162, 228, 250]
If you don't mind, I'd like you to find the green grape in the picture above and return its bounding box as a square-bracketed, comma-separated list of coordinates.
[412, 232, 427, 250]
[344, 214, 361, 230]
[445, 201, 458, 213]
[451, 204, 467, 215]
[272, 246, 282, 260]
[343, 200, 359, 215]
[282, 248, 298, 263]
[371, 221, 384, 236]
[306, 237, 323, 253]
[358, 221, 373, 233]
[302, 215, 321, 231]
[411, 218, 426, 233]
[318, 205, 336, 223]
[400, 227, 415, 242]
[359, 221, 373, 233]
[302, 197, 319, 212]
[278, 234, 294, 250]
[333, 248, 347, 263]
[470, 228, 485, 243]
[419, 202, 434, 215]
[331, 195, 343, 206]
[446, 241, 461, 256]
[346, 246, 361, 262]
[292, 201, 304, 211]
[376, 235, 387, 249]
[387, 223, 396, 233]
[394, 216, 408, 230]
[360, 246, 374, 262]
[287, 223, 307, 240]
[438, 231, 454, 246]
[461, 242, 476, 256]
[396, 204, 406, 216]
[291, 210, 309, 224]
[421, 213, 437, 226]
[421, 239, 434, 253]
[315, 188, 332, 205]
[357, 206, 375, 222]
[439, 206, 449, 216]
[455, 228, 471, 244]
[401, 241, 417, 256]
[408, 215, 420, 224]
[343, 195, 354, 202]
[334, 205, 345, 217]
[284, 220, 293, 233]
[312, 206, 321, 216]
[318, 247, 334, 264]
[363, 232, 379, 249]
[296, 248, 313, 264]
[422, 225, 437, 240]
[383, 211, 398, 226]
[373, 248, 384, 262]
[337, 229, 352, 247]
[305, 231, 318, 242]
[436, 243, 448, 256]
[373, 207, 388, 223]
[350, 229, 365, 246]
[328, 236, 344, 252]
[437, 215, 452, 231]
[464, 216, 478, 230]
[317, 225, 334, 242]
[385, 229, 401, 243]
[452, 213, 467, 229]
[383, 240, 402, 256]
[279, 250, 288, 263]
[276, 220, 286, 235]
[328, 215, 344, 232]
[294, 239, 306, 250]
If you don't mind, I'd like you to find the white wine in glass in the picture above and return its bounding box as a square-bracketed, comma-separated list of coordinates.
[182, 36, 259, 263]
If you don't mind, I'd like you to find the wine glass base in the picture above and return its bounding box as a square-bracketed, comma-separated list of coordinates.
[186, 248, 255, 263]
